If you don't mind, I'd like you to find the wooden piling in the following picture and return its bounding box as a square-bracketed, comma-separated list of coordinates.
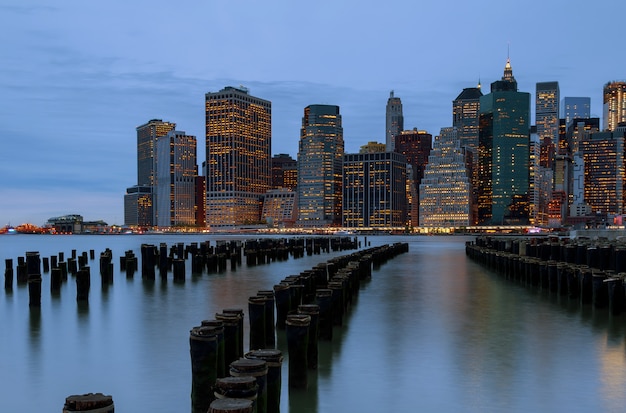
[190, 325, 219, 413]
[248, 296, 267, 351]
[298, 304, 319, 369]
[230, 358, 268, 413]
[245, 349, 283, 413]
[62, 393, 114, 412]
[208, 398, 254, 413]
[285, 314, 310, 389]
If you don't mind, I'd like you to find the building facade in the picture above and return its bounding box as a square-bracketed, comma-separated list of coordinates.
[394, 128, 432, 226]
[154, 131, 197, 227]
[261, 188, 297, 227]
[477, 58, 531, 225]
[271, 153, 298, 190]
[136, 119, 176, 187]
[580, 129, 625, 215]
[343, 151, 407, 228]
[205, 86, 272, 227]
[124, 185, 153, 227]
[453, 85, 483, 152]
[603, 81, 626, 131]
[385, 91, 404, 152]
[536, 82, 560, 148]
[419, 127, 472, 227]
[561, 97, 590, 127]
[297, 104, 344, 227]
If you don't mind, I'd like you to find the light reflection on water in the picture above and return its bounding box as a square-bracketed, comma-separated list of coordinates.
[1, 234, 625, 412]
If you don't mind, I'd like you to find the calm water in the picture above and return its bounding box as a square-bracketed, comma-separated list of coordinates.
[1, 234, 626, 412]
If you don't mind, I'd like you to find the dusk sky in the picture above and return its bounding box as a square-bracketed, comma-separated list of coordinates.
[1, 0, 623, 226]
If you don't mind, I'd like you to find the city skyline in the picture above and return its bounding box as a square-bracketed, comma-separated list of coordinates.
[1, 0, 624, 225]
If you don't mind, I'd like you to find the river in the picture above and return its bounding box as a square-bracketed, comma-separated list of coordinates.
[1, 234, 625, 412]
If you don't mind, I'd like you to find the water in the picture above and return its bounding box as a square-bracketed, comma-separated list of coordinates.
[1, 234, 626, 412]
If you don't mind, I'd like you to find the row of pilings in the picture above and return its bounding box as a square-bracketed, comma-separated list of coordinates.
[189, 242, 409, 413]
[466, 236, 626, 316]
[3, 237, 360, 307]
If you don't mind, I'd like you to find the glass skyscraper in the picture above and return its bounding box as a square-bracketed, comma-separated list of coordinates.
[385, 91, 404, 151]
[297, 104, 344, 227]
[478, 58, 531, 225]
[561, 97, 590, 126]
[136, 119, 176, 187]
[205, 86, 271, 227]
[536, 81, 560, 148]
[453, 85, 482, 152]
[154, 131, 197, 227]
[603, 81, 626, 131]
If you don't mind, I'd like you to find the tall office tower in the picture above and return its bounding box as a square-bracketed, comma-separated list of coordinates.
[124, 186, 153, 227]
[205, 86, 271, 227]
[343, 151, 407, 228]
[580, 129, 625, 215]
[154, 131, 197, 227]
[136, 119, 176, 187]
[297, 105, 344, 227]
[453, 84, 483, 152]
[395, 128, 432, 225]
[529, 130, 553, 226]
[536, 82, 560, 149]
[405, 164, 418, 228]
[386, 91, 404, 151]
[271, 154, 298, 190]
[477, 58, 531, 225]
[561, 97, 590, 126]
[603, 81, 626, 131]
[419, 127, 472, 227]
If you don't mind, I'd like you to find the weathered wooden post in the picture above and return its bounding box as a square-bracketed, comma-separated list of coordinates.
[208, 398, 253, 413]
[273, 284, 291, 329]
[51, 267, 62, 293]
[190, 325, 219, 413]
[245, 349, 283, 413]
[213, 377, 258, 410]
[248, 296, 267, 351]
[4, 258, 13, 291]
[26, 251, 42, 307]
[201, 319, 226, 378]
[76, 267, 90, 302]
[298, 304, 319, 369]
[285, 314, 310, 389]
[216, 313, 241, 368]
[230, 358, 268, 413]
[315, 288, 333, 340]
[62, 393, 114, 412]
[257, 290, 275, 348]
[223, 308, 244, 359]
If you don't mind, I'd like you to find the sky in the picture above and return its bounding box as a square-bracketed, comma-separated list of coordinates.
[1, 0, 624, 226]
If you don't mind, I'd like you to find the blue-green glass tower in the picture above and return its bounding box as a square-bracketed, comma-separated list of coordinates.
[477, 58, 531, 225]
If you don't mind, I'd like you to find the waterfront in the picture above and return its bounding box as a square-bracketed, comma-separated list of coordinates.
[1, 234, 626, 412]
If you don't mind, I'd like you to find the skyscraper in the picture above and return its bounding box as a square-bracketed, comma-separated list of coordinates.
[343, 151, 407, 228]
[297, 104, 344, 227]
[453, 85, 483, 152]
[561, 97, 590, 126]
[271, 153, 297, 190]
[581, 129, 625, 215]
[419, 127, 472, 227]
[394, 128, 432, 226]
[386, 91, 404, 151]
[205, 86, 271, 227]
[125, 119, 176, 227]
[154, 130, 197, 227]
[136, 119, 176, 187]
[536, 81, 560, 148]
[477, 58, 531, 225]
[603, 81, 626, 131]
